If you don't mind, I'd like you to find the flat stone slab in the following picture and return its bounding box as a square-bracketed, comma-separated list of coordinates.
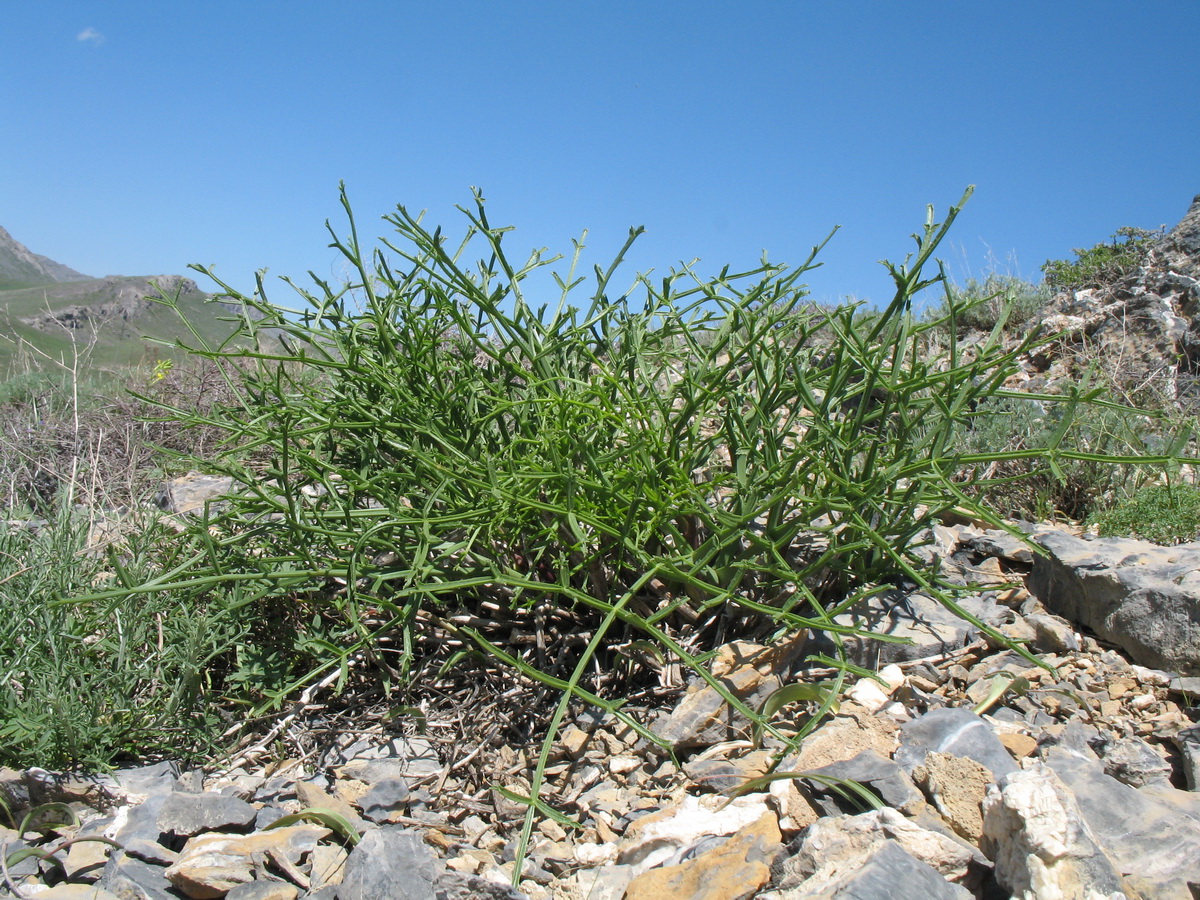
[1030, 530, 1200, 674]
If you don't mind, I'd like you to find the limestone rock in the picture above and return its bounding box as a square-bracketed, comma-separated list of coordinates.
[618, 793, 775, 873]
[224, 883, 299, 900]
[1097, 735, 1172, 787]
[1046, 749, 1200, 896]
[163, 823, 329, 898]
[124, 836, 178, 866]
[791, 710, 899, 772]
[910, 752, 992, 842]
[764, 837, 972, 899]
[32, 885, 123, 900]
[895, 707, 1018, 780]
[981, 762, 1133, 899]
[337, 827, 439, 900]
[328, 736, 442, 779]
[772, 808, 987, 891]
[103, 851, 180, 900]
[1030, 530, 1200, 674]
[307, 840, 347, 891]
[1024, 612, 1081, 654]
[293, 780, 366, 835]
[156, 473, 233, 516]
[650, 665, 781, 750]
[965, 529, 1035, 564]
[63, 830, 116, 881]
[156, 791, 258, 838]
[624, 811, 781, 900]
[817, 590, 1007, 667]
[1171, 724, 1200, 791]
[802, 749, 925, 815]
[112, 761, 190, 797]
[355, 777, 412, 830]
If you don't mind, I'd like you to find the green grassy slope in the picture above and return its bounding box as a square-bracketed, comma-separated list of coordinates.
[0, 275, 250, 371]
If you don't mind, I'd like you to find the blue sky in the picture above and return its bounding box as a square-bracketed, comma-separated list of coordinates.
[3, 2, 1198, 309]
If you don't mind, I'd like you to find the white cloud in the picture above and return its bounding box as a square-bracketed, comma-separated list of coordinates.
[76, 27, 105, 46]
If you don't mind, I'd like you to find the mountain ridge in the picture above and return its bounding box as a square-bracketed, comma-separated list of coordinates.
[0, 226, 248, 371]
[0, 226, 92, 287]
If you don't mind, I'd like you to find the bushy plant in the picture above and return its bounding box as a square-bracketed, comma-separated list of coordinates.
[955, 394, 1158, 521]
[929, 273, 1049, 335]
[1041, 226, 1163, 295]
[0, 508, 240, 768]
[68, 186, 1190, 875]
[1089, 483, 1200, 545]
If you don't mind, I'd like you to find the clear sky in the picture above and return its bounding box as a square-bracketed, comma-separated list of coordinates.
[3, 2, 1198, 309]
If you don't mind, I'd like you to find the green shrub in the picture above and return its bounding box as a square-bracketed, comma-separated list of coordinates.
[929, 274, 1049, 335]
[0, 508, 240, 768]
[1089, 483, 1200, 545]
[955, 394, 1157, 522]
[1041, 226, 1163, 295]
[69, 185, 1190, 878]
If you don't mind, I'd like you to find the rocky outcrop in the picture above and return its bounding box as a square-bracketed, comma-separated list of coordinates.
[1016, 194, 1200, 409]
[1030, 530, 1200, 674]
[16, 274, 205, 332]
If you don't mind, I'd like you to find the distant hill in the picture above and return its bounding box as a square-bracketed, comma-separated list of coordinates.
[0, 227, 252, 372]
[0, 226, 91, 288]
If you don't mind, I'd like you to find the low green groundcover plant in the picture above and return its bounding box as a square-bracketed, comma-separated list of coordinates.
[1041, 225, 1163, 295]
[0, 508, 238, 768]
[1090, 483, 1200, 545]
[50, 186, 1191, 879]
[929, 273, 1049, 335]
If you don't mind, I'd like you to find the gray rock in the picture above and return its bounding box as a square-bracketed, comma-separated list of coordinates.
[803, 750, 925, 815]
[357, 777, 411, 824]
[0, 766, 30, 813]
[981, 762, 1133, 900]
[253, 805, 285, 831]
[1137, 780, 1200, 826]
[112, 762, 185, 798]
[2, 838, 41, 878]
[156, 791, 258, 838]
[1046, 748, 1200, 895]
[1171, 724, 1200, 791]
[895, 707, 1018, 779]
[561, 864, 633, 900]
[771, 808, 988, 893]
[436, 870, 530, 899]
[124, 837, 178, 866]
[767, 838, 972, 899]
[110, 793, 170, 846]
[965, 530, 1035, 564]
[650, 665, 781, 749]
[101, 851, 182, 900]
[327, 737, 442, 779]
[224, 883, 299, 900]
[1097, 736, 1172, 788]
[1030, 530, 1200, 674]
[1163, 193, 1200, 264]
[1035, 721, 1102, 762]
[156, 473, 232, 516]
[337, 827, 439, 900]
[1022, 612, 1080, 654]
[682, 759, 754, 794]
[817, 590, 1008, 667]
[1169, 674, 1200, 696]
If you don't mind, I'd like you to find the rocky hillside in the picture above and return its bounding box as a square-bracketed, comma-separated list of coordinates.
[1012, 193, 1200, 409]
[0, 227, 251, 371]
